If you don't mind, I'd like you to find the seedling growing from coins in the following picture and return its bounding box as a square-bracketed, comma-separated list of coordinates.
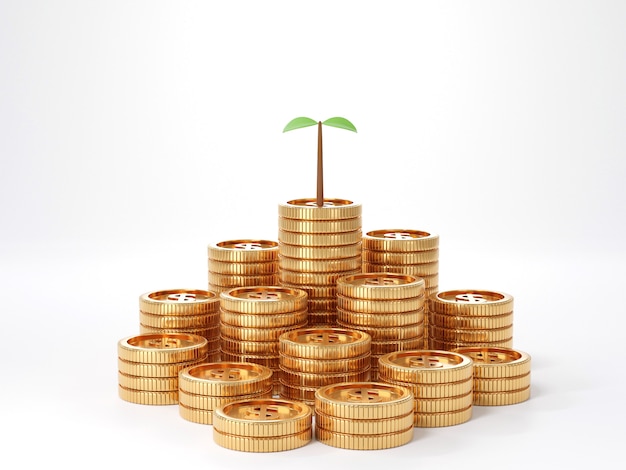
[283, 117, 357, 207]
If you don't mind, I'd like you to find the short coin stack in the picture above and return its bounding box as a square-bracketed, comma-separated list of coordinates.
[278, 198, 362, 327]
[213, 398, 313, 452]
[139, 289, 221, 357]
[428, 290, 514, 351]
[362, 229, 440, 348]
[178, 362, 274, 424]
[117, 333, 209, 405]
[314, 382, 415, 450]
[453, 347, 531, 406]
[219, 286, 309, 390]
[378, 350, 474, 427]
[278, 328, 372, 406]
[208, 239, 280, 294]
[336, 273, 426, 380]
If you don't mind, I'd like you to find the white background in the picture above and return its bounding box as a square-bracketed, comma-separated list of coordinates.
[1, 1, 625, 468]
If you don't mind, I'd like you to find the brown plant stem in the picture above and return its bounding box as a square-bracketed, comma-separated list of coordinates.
[317, 121, 323, 207]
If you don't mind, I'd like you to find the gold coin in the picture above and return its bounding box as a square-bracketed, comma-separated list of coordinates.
[362, 261, 439, 277]
[278, 381, 319, 403]
[118, 385, 178, 405]
[279, 242, 361, 260]
[178, 387, 274, 410]
[208, 260, 279, 275]
[278, 255, 361, 273]
[378, 350, 473, 384]
[220, 322, 307, 342]
[178, 362, 273, 397]
[179, 402, 214, 424]
[307, 298, 337, 311]
[279, 269, 361, 286]
[430, 324, 514, 343]
[117, 333, 209, 364]
[139, 289, 219, 316]
[362, 249, 439, 265]
[337, 295, 424, 314]
[314, 425, 413, 450]
[207, 240, 279, 263]
[337, 307, 424, 327]
[220, 286, 308, 314]
[452, 347, 531, 378]
[279, 366, 371, 388]
[221, 337, 281, 356]
[363, 230, 439, 252]
[278, 230, 362, 247]
[220, 351, 280, 369]
[429, 337, 513, 351]
[362, 268, 438, 288]
[314, 409, 414, 435]
[370, 337, 424, 356]
[414, 405, 472, 427]
[472, 386, 531, 406]
[213, 427, 312, 452]
[473, 373, 531, 392]
[138, 325, 221, 344]
[379, 376, 474, 399]
[118, 372, 178, 392]
[139, 311, 220, 329]
[337, 272, 425, 300]
[279, 217, 362, 234]
[305, 313, 338, 327]
[279, 328, 371, 359]
[279, 198, 361, 220]
[430, 311, 514, 330]
[219, 309, 308, 328]
[429, 290, 514, 316]
[336, 320, 424, 341]
[279, 352, 371, 374]
[208, 272, 279, 288]
[117, 355, 208, 378]
[278, 283, 337, 298]
[414, 390, 473, 413]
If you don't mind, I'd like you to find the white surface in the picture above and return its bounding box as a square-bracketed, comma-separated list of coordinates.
[1, 1, 625, 468]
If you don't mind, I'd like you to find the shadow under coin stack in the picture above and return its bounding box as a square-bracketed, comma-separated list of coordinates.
[278, 328, 372, 406]
[336, 273, 426, 380]
[117, 333, 209, 405]
[139, 289, 221, 358]
[208, 240, 280, 294]
[453, 347, 531, 406]
[362, 229, 439, 348]
[178, 362, 274, 425]
[428, 290, 514, 351]
[314, 382, 415, 450]
[213, 398, 313, 452]
[219, 286, 309, 392]
[278, 198, 362, 327]
[378, 350, 474, 427]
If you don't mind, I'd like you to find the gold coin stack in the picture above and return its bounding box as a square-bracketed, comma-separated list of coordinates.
[178, 362, 274, 424]
[219, 286, 309, 390]
[314, 382, 414, 450]
[117, 333, 209, 405]
[428, 289, 514, 351]
[139, 289, 221, 357]
[362, 229, 440, 348]
[213, 398, 313, 452]
[278, 328, 372, 406]
[336, 273, 426, 380]
[208, 239, 280, 294]
[378, 350, 474, 427]
[278, 198, 362, 327]
[453, 347, 531, 406]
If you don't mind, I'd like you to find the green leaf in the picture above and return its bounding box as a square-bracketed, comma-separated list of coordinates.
[283, 117, 318, 132]
[322, 117, 357, 132]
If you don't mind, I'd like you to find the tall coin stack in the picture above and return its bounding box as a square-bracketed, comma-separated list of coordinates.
[219, 286, 309, 391]
[178, 362, 274, 425]
[453, 347, 531, 406]
[378, 350, 474, 427]
[336, 273, 426, 380]
[428, 289, 514, 351]
[278, 198, 362, 327]
[278, 328, 372, 406]
[362, 229, 439, 347]
[314, 382, 415, 450]
[139, 289, 221, 358]
[117, 333, 209, 405]
[208, 239, 280, 294]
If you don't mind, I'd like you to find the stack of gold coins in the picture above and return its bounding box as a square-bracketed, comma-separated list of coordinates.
[453, 347, 531, 406]
[208, 239, 280, 294]
[117, 333, 209, 405]
[213, 398, 313, 452]
[219, 286, 309, 390]
[139, 289, 221, 358]
[278, 198, 362, 326]
[278, 328, 372, 406]
[178, 362, 274, 424]
[378, 350, 474, 427]
[336, 273, 426, 380]
[314, 382, 414, 450]
[428, 290, 514, 351]
[362, 229, 439, 348]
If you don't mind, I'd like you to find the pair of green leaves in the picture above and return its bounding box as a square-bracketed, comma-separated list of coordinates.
[283, 117, 357, 133]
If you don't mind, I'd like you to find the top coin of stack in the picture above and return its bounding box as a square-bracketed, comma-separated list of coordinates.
[362, 229, 440, 347]
[208, 239, 280, 294]
[278, 198, 362, 327]
[428, 290, 514, 351]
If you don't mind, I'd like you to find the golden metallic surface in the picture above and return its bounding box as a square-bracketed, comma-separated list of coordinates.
[370, 337, 424, 355]
[429, 337, 513, 351]
[430, 324, 514, 343]
[452, 347, 531, 378]
[279, 269, 362, 286]
[117, 355, 208, 378]
[429, 290, 514, 316]
[307, 298, 338, 311]
[139, 311, 220, 329]
[279, 198, 362, 220]
[139, 289, 220, 316]
[178, 362, 273, 397]
[278, 381, 320, 403]
[278, 283, 337, 299]
[430, 311, 514, 330]
[413, 390, 473, 413]
[279, 328, 371, 359]
[178, 387, 274, 410]
[278, 255, 361, 273]
[207, 240, 279, 263]
[220, 351, 281, 369]
[219, 309, 308, 328]
[118, 385, 178, 405]
[379, 376, 474, 399]
[337, 295, 424, 314]
[362, 249, 439, 265]
[209, 272, 279, 288]
[220, 322, 307, 342]
[278, 230, 363, 247]
[305, 313, 338, 326]
[279, 366, 371, 387]
[337, 321, 424, 341]
[472, 386, 531, 406]
[279, 242, 362, 260]
[337, 272, 424, 300]
[337, 307, 424, 327]
[208, 260, 279, 275]
[220, 286, 308, 314]
[473, 373, 531, 392]
[117, 333, 209, 364]
[279, 217, 362, 234]
[279, 351, 372, 374]
[179, 402, 214, 424]
[363, 230, 439, 252]
[363, 262, 439, 278]
[213, 427, 312, 452]
[378, 350, 473, 384]
[362, 269, 438, 289]
[314, 409, 414, 435]
[138, 325, 221, 343]
[118, 372, 179, 392]
[315, 382, 414, 420]
[315, 425, 414, 450]
[414, 405, 473, 427]
[221, 337, 281, 356]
